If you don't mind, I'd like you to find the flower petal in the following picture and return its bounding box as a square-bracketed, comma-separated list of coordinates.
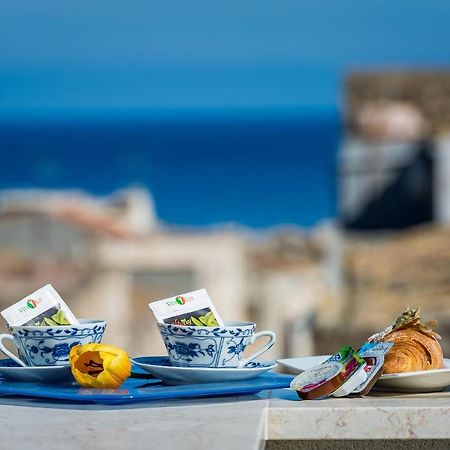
[69, 344, 131, 389]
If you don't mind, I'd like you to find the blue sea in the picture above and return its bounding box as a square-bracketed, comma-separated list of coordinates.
[0, 114, 340, 228]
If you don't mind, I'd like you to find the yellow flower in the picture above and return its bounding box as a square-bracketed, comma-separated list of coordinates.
[69, 343, 131, 389]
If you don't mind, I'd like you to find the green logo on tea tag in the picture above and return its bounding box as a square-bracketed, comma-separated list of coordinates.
[175, 296, 186, 305]
[26, 299, 38, 309]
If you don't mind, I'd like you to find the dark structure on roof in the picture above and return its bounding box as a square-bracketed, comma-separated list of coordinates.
[340, 71, 450, 231]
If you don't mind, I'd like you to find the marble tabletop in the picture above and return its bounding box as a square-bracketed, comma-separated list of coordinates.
[0, 387, 449, 450]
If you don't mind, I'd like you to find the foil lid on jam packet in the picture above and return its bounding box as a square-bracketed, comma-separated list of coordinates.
[291, 346, 367, 400]
[149, 289, 225, 327]
[352, 342, 393, 395]
[290, 361, 344, 400]
[1, 284, 79, 327]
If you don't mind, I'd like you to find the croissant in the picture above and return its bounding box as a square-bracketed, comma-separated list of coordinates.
[368, 307, 444, 374]
[382, 328, 443, 374]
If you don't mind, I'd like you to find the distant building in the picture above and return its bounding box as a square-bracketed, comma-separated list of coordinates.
[340, 71, 450, 230]
[0, 187, 322, 359]
[311, 71, 450, 355]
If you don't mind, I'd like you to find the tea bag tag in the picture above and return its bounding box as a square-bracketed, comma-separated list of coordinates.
[1, 284, 79, 326]
[149, 288, 225, 327]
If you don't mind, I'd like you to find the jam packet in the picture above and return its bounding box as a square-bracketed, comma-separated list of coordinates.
[291, 361, 344, 400]
[353, 341, 393, 395]
[326, 346, 368, 397]
[1, 284, 79, 327]
[291, 346, 367, 400]
[149, 289, 225, 327]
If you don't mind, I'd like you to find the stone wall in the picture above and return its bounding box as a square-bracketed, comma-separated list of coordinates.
[346, 71, 450, 135]
[315, 225, 450, 355]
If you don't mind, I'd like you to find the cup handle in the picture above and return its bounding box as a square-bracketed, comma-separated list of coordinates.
[238, 330, 276, 368]
[0, 334, 26, 367]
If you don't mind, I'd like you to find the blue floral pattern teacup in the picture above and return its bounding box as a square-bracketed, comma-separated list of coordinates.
[0, 319, 106, 367]
[158, 321, 276, 368]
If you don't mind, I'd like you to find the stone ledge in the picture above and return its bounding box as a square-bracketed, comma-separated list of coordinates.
[1, 388, 450, 449]
[267, 388, 450, 441]
[266, 440, 450, 450]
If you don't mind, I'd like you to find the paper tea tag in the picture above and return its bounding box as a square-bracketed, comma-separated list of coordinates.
[1, 284, 79, 327]
[149, 289, 225, 327]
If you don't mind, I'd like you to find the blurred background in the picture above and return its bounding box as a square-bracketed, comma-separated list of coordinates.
[0, 0, 450, 359]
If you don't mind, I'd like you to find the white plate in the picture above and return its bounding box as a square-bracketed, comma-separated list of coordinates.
[277, 355, 330, 373]
[376, 359, 450, 392]
[0, 358, 74, 383]
[277, 356, 450, 393]
[132, 356, 277, 385]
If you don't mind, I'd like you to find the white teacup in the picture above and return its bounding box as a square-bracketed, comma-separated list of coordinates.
[158, 321, 276, 368]
[0, 319, 106, 367]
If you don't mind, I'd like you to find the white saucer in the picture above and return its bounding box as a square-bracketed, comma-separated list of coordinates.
[0, 358, 74, 383]
[277, 356, 450, 393]
[131, 356, 277, 385]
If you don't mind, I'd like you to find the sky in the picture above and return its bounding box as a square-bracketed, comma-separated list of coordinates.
[0, 0, 449, 118]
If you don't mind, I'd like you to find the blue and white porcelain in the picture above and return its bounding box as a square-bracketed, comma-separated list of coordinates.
[0, 319, 106, 367]
[158, 321, 276, 368]
[0, 358, 74, 383]
[132, 356, 277, 384]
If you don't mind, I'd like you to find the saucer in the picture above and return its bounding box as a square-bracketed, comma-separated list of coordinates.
[131, 356, 277, 385]
[0, 358, 74, 383]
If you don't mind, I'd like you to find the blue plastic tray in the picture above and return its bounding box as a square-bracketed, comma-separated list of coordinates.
[0, 372, 293, 404]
